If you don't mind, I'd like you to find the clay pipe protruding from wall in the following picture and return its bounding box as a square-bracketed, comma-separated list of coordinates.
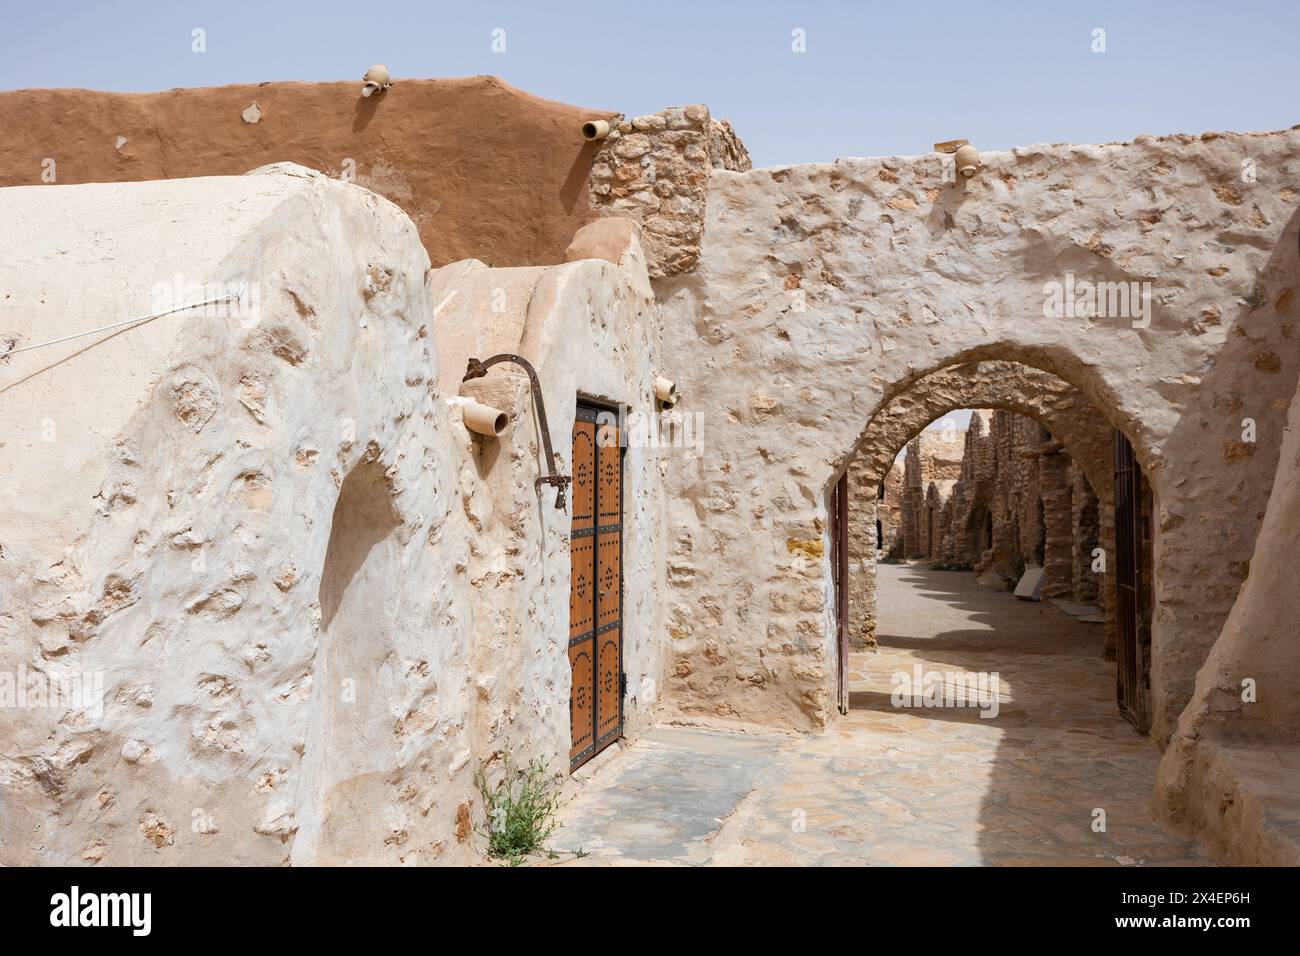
[464, 354, 572, 511]
[654, 376, 678, 408]
[582, 119, 612, 141]
[361, 64, 392, 97]
[954, 143, 981, 177]
[934, 139, 981, 179]
[463, 399, 509, 437]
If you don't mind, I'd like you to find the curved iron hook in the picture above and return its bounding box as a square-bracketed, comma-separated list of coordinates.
[463, 354, 572, 511]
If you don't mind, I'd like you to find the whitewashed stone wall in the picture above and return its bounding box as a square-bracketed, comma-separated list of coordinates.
[0, 170, 665, 865]
[654, 129, 1300, 742]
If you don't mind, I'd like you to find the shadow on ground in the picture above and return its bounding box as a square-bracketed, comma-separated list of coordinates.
[548, 564, 1204, 866]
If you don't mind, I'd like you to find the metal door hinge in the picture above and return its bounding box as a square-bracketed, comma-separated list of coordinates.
[619, 672, 628, 696]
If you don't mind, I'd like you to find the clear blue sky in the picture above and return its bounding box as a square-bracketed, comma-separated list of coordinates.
[1, 0, 1296, 168]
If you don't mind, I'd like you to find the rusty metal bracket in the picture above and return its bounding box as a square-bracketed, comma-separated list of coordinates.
[463, 354, 572, 511]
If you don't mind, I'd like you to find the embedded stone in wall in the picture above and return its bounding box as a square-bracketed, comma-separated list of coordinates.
[587, 105, 751, 278]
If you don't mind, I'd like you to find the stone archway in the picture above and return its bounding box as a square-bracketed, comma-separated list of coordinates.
[848, 362, 1112, 497]
[658, 134, 1300, 742]
[842, 361, 1117, 657]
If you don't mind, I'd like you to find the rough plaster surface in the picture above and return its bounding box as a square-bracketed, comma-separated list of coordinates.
[0, 170, 666, 866]
[1155, 372, 1300, 863]
[433, 218, 667, 793]
[654, 129, 1300, 743]
[0, 165, 480, 864]
[0, 77, 618, 271]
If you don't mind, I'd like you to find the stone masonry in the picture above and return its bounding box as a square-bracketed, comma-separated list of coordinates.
[588, 106, 751, 277]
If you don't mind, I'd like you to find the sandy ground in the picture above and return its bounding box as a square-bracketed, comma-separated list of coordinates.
[547, 563, 1205, 866]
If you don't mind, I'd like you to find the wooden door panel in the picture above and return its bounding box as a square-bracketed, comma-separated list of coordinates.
[571, 421, 596, 532]
[596, 531, 621, 628]
[598, 425, 621, 522]
[596, 627, 622, 744]
[569, 403, 623, 770]
[568, 638, 595, 762]
[569, 536, 594, 638]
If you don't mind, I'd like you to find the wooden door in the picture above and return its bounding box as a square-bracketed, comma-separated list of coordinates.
[1113, 429, 1150, 734]
[832, 472, 849, 715]
[568, 402, 624, 769]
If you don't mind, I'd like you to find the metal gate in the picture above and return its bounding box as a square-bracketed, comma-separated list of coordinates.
[832, 472, 849, 715]
[1113, 429, 1150, 734]
[568, 402, 624, 769]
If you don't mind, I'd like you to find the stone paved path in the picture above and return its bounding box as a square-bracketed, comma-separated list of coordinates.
[549, 563, 1205, 866]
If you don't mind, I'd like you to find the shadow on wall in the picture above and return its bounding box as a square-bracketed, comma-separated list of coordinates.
[296, 458, 404, 864]
[320, 459, 402, 629]
[1149, 201, 1300, 742]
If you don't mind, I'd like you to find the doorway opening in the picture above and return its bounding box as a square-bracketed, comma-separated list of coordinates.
[568, 400, 625, 770]
[832, 360, 1154, 734]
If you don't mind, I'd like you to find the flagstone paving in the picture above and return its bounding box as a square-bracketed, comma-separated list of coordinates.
[549, 563, 1206, 866]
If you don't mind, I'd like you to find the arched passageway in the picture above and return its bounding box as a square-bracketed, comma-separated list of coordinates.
[658, 137, 1299, 748]
[838, 362, 1118, 649]
[831, 359, 1158, 738]
[553, 553, 1198, 864]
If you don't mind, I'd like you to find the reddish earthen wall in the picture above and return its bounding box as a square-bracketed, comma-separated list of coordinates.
[0, 76, 616, 269]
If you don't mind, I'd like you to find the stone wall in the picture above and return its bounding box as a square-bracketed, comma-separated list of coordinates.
[964, 412, 1101, 601]
[0, 77, 620, 271]
[872, 410, 1099, 578]
[1070, 465, 1101, 603]
[0, 170, 667, 865]
[1154, 367, 1300, 863]
[845, 459, 879, 648]
[654, 128, 1300, 742]
[880, 462, 904, 554]
[588, 107, 751, 278]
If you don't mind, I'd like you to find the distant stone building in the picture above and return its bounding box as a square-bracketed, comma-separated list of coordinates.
[849, 410, 1105, 648]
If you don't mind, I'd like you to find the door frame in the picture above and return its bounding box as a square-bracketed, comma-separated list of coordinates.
[569, 397, 625, 770]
